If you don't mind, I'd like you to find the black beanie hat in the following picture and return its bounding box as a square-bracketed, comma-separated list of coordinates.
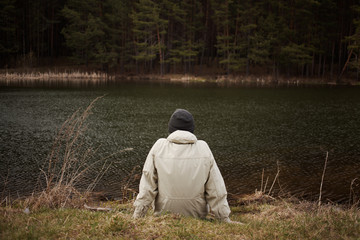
[168, 109, 195, 134]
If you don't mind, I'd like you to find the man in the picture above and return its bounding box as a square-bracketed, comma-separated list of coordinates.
[133, 109, 232, 222]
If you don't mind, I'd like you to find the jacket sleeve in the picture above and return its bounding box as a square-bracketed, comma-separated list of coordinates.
[133, 141, 159, 218]
[205, 153, 231, 222]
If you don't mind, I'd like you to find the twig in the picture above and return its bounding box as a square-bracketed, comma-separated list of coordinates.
[349, 178, 359, 206]
[261, 169, 264, 192]
[39, 168, 49, 187]
[268, 161, 280, 196]
[63, 215, 70, 225]
[263, 176, 269, 193]
[338, 49, 353, 82]
[318, 151, 329, 207]
[121, 165, 141, 202]
[84, 204, 112, 211]
[26, 95, 118, 209]
[1, 196, 8, 206]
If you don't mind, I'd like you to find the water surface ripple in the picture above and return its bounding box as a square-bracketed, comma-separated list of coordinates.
[0, 83, 359, 203]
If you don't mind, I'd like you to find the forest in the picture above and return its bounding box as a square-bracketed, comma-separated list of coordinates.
[1, 0, 360, 80]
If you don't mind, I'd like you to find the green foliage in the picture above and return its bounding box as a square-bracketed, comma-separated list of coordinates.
[166, 0, 204, 73]
[103, 0, 133, 69]
[61, 0, 104, 65]
[130, 0, 168, 73]
[61, 0, 131, 70]
[345, 5, 360, 72]
[0, 0, 18, 56]
[281, 43, 313, 66]
[1, 0, 360, 78]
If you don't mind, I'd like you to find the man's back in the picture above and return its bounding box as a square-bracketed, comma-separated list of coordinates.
[153, 130, 212, 218]
[133, 109, 231, 222]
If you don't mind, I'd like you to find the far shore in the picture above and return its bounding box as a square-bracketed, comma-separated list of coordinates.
[0, 68, 359, 87]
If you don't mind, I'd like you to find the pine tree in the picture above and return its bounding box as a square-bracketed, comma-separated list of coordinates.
[257, 12, 284, 78]
[342, 4, 360, 81]
[103, 0, 133, 72]
[285, 0, 317, 77]
[61, 0, 106, 67]
[316, 0, 338, 79]
[180, 0, 204, 74]
[212, 0, 238, 74]
[158, 0, 204, 74]
[237, 0, 261, 75]
[0, 0, 18, 67]
[1, 0, 360, 78]
[162, 0, 186, 73]
[130, 0, 168, 74]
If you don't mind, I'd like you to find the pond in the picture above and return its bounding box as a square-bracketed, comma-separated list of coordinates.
[1, 81, 360, 203]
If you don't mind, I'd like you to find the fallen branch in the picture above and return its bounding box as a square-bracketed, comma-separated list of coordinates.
[84, 204, 112, 212]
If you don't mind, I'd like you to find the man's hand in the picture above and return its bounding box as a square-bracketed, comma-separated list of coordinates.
[228, 220, 244, 225]
[223, 217, 244, 225]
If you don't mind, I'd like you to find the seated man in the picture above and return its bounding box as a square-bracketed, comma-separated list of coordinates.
[133, 109, 232, 222]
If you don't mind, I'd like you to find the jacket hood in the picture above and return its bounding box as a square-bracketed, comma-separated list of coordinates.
[167, 130, 197, 144]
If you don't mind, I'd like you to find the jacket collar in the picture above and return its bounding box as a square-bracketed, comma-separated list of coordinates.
[167, 130, 197, 144]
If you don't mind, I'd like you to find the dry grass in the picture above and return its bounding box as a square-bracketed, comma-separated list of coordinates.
[119, 166, 141, 203]
[233, 163, 280, 206]
[22, 96, 132, 210]
[349, 178, 360, 207]
[1, 198, 360, 240]
[2, 156, 360, 239]
[0, 71, 115, 87]
[0, 71, 111, 80]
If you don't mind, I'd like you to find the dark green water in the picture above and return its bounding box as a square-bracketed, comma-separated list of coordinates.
[1, 82, 360, 202]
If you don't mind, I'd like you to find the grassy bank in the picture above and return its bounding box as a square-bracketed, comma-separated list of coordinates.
[1, 198, 360, 239]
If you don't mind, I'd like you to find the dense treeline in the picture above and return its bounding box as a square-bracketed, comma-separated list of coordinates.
[1, 0, 360, 79]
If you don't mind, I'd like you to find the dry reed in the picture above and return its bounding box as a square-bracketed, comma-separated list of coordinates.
[235, 163, 281, 205]
[349, 178, 360, 207]
[0, 71, 111, 80]
[0, 170, 10, 207]
[25, 96, 131, 209]
[0, 71, 115, 87]
[119, 165, 141, 203]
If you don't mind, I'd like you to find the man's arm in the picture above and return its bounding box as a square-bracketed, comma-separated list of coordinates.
[205, 158, 231, 222]
[133, 142, 159, 218]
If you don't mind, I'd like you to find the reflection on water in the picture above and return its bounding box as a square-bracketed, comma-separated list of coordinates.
[0, 81, 360, 203]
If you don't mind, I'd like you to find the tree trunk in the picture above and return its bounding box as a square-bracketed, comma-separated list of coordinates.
[330, 42, 335, 79]
[200, 0, 209, 71]
[156, 25, 163, 75]
[338, 48, 353, 82]
[311, 52, 315, 77]
[338, 36, 343, 74]
[50, 6, 54, 57]
[357, 54, 359, 81]
[37, 5, 40, 59]
[273, 59, 277, 81]
[318, 54, 322, 77]
[322, 54, 326, 78]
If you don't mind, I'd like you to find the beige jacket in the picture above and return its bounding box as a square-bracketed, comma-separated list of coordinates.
[133, 130, 231, 221]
